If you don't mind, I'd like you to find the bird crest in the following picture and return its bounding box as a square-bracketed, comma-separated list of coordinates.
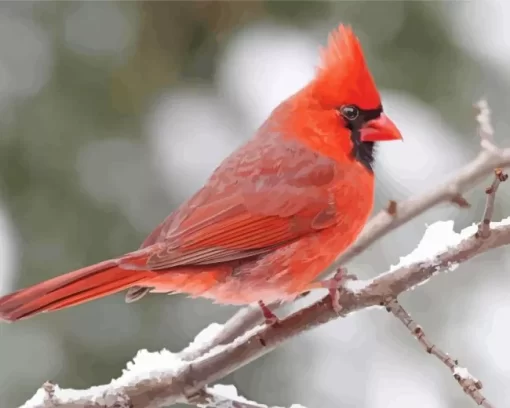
[314, 24, 381, 109]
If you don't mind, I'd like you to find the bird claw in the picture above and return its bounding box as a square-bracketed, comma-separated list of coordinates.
[258, 300, 281, 327]
[320, 267, 357, 314]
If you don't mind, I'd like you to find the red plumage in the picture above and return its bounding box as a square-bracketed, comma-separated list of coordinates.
[0, 25, 402, 322]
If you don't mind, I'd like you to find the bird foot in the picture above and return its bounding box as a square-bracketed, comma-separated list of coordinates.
[320, 267, 357, 313]
[258, 300, 281, 327]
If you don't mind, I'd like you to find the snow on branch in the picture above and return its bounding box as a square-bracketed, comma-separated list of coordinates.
[21, 219, 510, 408]
[193, 384, 307, 408]
[19, 100, 510, 408]
[21, 323, 306, 408]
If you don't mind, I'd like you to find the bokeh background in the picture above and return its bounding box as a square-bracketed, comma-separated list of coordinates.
[1, 1, 510, 407]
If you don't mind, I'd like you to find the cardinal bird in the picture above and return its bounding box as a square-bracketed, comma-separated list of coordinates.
[0, 24, 401, 322]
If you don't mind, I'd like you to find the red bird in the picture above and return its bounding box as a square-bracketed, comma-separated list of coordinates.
[0, 25, 401, 322]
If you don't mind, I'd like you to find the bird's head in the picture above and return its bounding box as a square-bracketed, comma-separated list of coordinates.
[305, 24, 401, 171]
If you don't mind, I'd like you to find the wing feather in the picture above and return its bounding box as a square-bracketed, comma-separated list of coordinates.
[143, 136, 341, 270]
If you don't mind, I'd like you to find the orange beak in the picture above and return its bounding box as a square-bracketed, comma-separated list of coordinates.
[360, 113, 402, 142]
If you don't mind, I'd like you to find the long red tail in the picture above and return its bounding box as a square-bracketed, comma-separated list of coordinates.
[0, 259, 151, 322]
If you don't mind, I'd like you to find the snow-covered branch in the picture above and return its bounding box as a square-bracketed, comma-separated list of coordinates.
[20, 100, 510, 408]
[191, 384, 306, 408]
[21, 217, 510, 408]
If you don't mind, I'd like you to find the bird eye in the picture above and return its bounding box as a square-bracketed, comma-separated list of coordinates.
[340, 105, 359, 121]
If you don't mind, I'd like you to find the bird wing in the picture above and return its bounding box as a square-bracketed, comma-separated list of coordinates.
[143, 137, 341, 270]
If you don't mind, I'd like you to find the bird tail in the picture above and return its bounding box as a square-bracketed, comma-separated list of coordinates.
[0, 259, 151, 322]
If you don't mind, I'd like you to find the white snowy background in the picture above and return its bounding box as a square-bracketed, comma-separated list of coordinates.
[1, 1, 510, 408]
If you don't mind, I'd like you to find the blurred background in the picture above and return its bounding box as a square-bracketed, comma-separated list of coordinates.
[1, 1, 510, 407]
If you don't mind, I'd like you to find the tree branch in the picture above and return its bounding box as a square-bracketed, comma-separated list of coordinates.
[385, 299, 493, 408]
[477, 169, 508, 238]
[474, 98, 508, 239]
[22, 217, 510, 408]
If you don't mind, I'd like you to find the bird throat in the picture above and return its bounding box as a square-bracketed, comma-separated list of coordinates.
[346, 106, 382, 172]
[350, 134, 375, 172]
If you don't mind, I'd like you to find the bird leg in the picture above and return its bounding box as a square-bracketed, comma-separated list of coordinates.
[318, 267, 357, 313]
[258, 300, 281, 326]
[257, 268, 356, 326]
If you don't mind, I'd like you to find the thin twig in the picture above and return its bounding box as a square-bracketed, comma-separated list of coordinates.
[477, 169, 508, 238]
[474, 98, 508, 239]
[384, 298, 493, 408]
